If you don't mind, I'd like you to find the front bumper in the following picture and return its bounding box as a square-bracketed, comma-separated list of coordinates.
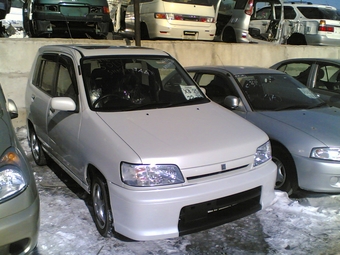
[0, 185, 40, 254]
[109, 161, 276, 241]
[294, 155, 340, 193]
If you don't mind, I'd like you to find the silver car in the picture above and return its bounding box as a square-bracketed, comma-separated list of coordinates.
[0, 84, 39, 255]
[25, 45, 276, 241]
[187, 66, 340, 196]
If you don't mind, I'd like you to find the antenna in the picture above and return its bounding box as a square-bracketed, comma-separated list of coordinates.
[64, 15, 74, 44]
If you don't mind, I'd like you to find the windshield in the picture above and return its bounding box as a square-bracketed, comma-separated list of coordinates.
[236, 73, 326, 111]
[81, 56, 208, 111]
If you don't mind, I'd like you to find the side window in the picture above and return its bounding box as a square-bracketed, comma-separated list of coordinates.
[197, 74, 235, 104]
[279, 63, 312, 86]
[32, 54, 58, 95]
[56, 55, 77, 101]
[40, 61, 57, 95]
[315, 65, 340, 91]
[284, 6, 296, 19]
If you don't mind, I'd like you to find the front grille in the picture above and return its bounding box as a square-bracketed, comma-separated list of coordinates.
[178, 186, 262, 236]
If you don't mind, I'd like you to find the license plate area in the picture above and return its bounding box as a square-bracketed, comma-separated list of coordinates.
[183, 31, 198, 40]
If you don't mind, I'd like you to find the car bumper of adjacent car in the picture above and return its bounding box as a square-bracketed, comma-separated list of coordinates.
[109, 161, 276, 241]
[0, 185, 40, 255]
[32, 13, 111, 34]
[147, 20, 215, 41]
[305, 34, 340, 46]
[294, 155, 340, 193]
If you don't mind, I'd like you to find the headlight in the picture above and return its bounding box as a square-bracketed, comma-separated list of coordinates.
[253, 141, 272, 167]
[121, 163, 185, 187]
[310, 147, 340, 161]
[0, 150, 27, 203]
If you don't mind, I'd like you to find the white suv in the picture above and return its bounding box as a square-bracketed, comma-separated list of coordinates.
[215, 0, 340, 46]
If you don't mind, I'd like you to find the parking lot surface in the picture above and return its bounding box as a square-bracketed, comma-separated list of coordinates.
[15, 128, 340, 255]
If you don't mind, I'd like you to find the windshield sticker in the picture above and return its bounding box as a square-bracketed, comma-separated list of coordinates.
[298, 88, 319, 99]
[180, 85, 203, 100]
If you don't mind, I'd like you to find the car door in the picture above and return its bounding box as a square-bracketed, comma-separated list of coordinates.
[28, 53, 58, 150]
[46, 54, 83, 181]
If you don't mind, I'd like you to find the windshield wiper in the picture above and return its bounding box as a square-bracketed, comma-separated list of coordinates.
[307, 102, 328, 109]
[274, 104, 311, 111]
[126, 102, 173, 111]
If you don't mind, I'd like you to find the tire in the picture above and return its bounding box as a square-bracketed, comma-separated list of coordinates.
[29, 128, 47, 166]
[91, 175, 113, 237]
[272, 145, 298, 195]
[222, 27, 236, 43]
[140, 23, 149, 40]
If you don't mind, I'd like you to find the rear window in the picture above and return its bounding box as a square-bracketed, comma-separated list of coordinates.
[297, 7, 340, 20]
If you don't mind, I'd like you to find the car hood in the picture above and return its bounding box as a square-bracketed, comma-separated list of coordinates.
[96, 103, 268, 169]
[259, 107, 340, 146]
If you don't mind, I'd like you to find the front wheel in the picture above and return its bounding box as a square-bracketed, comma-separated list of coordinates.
[29, 128, 47, 166]
[272, 145, 298, 195]
[91, 175, 113, 237]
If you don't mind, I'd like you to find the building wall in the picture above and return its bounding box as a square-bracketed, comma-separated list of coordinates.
[1, 38, 340, 127]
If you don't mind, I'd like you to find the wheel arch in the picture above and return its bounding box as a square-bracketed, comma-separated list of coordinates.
[221, 26, 236, 43]
[287, 33, 307, 45]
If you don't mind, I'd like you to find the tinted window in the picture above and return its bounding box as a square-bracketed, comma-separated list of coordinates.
[277, 62, 313, 86]
[298, 7, 340, 20]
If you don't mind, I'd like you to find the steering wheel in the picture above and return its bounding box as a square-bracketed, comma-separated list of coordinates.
[93, 94, 121, 108]
[264, 94, 282, 102]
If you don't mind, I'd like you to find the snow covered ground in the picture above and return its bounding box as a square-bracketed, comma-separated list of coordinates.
[15, 127, 340, 255]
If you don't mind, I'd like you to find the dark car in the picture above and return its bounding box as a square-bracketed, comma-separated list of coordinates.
[187, 65, 340, 196]
[22, 0, 112, 38]
[270, 58, 340, 108]
[0, 83, 39, 254]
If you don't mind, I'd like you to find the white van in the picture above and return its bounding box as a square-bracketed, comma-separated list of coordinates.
[110, 0, 216, 40]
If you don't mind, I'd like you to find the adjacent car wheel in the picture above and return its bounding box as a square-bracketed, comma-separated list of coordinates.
[272, 145, 298, 195]
[30, 128, 47, 166]
[91, 174, 113, 237]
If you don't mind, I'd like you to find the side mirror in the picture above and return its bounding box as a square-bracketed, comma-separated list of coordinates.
[224, 95, 240, 110]
[8, 99, 18, 119]
[51, 97, 76, 112]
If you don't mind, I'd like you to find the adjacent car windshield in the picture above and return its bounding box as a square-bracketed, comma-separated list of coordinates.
[236, 73, 326, 111]
[82, 56, 207, 111]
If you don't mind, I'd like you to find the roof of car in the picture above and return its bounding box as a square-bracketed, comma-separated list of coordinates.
[38, 45, 170, 57]
[282, 2, 336, 9]
[186, 65, 284, 76]
[270, 58, 340, 67]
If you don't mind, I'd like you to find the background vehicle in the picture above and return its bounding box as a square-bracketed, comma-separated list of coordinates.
[0, 83, 39, 255]
[215, 0, 340, 45]
[22, 0, 112, 38]
[25, 44, 276, 240]
[271, 58, 340, 108]
[187, 65, 340, 195]
[109, 0, 216, 40]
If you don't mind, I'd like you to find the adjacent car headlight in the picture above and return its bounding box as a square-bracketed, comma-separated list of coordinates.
[253, 141, 272, 167]
[121, 163, 185, 187]
[0, 149, 27, 203]
[310, 147, 340, 161]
